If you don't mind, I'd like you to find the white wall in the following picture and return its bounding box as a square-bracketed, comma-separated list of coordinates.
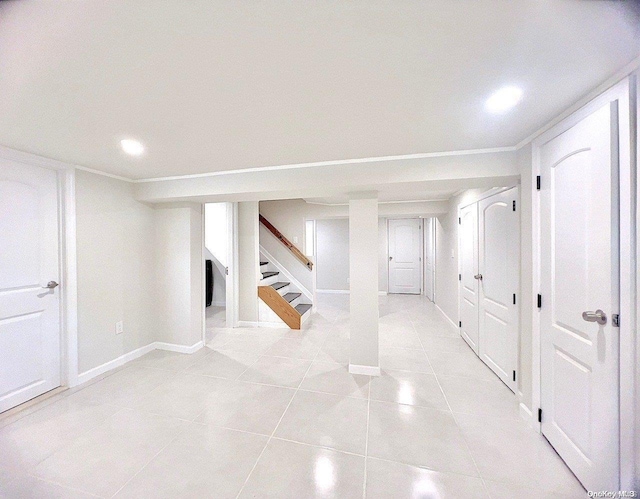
[155, 204, 203, 348]
[75, 171, 157, 373]
[238, 201, 259, 322]
[316, 219, 350, 290]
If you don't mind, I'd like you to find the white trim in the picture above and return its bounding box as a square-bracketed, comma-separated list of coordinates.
[76, 341, 204, 385]
[349, 364, 381, 376]
[457, 185, 520, 210]
[73, 165, 134, 183]
[211, 300, 226, 307]
[155, 341, 204, 354]
[435, 304, 458, 330]
[259, 244, 313, 301]
[531, 77, 635, 488]
[135, 146, 515, 183]
[76, 343, 156, 385]
[316, 289, 350, 294]
[378, 291, 388, 296]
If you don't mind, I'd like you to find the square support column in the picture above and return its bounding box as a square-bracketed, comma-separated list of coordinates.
[349, 195, 380, 376]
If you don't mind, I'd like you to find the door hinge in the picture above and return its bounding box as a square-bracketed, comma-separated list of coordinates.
[536, 176, 541, 190]
[512, 370, 516, 382]
[537, 294, 542, 308]
[225, 267, 229, 276]
[613, 314, 620, 327]
[458, 321, 462, 328]
[512, 200, 516, 211]
[513, 293, 516, 305]
[458, 217, 461, 224]
[459, 274, 462, 281]
[538, 408, 542, 423]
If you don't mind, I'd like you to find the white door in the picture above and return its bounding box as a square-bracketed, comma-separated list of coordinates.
[478, 188, 519, 391]
[0, 161, 61, 413]
[388, 219, 422, 294]
[458, 204, 479, 353]
[424, 218, 435, 302]
[540, 103, 619, 491]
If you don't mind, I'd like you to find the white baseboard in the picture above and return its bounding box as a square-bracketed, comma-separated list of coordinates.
[155, 341, 204, 354]
[349, 364, 381, 376]
[77, 343, 156, 385]
[519, 402, 540, 432]
[435, 303, 458, 330]
[76, 341, 204, 386]
[378, 291, 388, 296]
[209, 300, 226, 307]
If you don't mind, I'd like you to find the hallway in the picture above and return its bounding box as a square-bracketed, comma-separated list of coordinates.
[0, 295, 585, 498]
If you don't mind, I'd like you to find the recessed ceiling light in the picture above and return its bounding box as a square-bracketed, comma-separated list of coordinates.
[485, 86, 523, 113]
[120, 138, 145, 156]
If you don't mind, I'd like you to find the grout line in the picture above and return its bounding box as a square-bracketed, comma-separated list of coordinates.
[412, 320, 491, 495]
[234, 317, 329, 498]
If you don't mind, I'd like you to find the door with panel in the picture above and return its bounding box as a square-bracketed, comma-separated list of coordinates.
[388, 218, 422, 295]
[540, 103, 619, 491]
[0, 160, 61, 413]
[478, 187, 519, 391]
[458, 204, 479, 353]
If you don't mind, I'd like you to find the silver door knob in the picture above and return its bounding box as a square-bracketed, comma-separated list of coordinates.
[389, 256, 393, 261]
[42, 281, 59, 289]
[474, 274, 483, 280]
[582, 309, 607, 325]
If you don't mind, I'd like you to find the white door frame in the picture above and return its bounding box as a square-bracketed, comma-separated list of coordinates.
[531, 76, 636, 490]
[387, 218, 423, 295]
[0, 146, 79, 389]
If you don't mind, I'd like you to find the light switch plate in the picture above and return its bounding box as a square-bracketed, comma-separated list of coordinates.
[115, 321, 124, 335]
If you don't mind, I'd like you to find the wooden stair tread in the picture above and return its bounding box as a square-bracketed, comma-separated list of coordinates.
[283, 292, 301, 303]
[295, 303, 312, 315]
[271, 281, 289, 290]
[261, 271, 279, 279]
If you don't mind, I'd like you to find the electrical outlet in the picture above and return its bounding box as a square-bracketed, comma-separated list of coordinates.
[115, 321, 124, 335]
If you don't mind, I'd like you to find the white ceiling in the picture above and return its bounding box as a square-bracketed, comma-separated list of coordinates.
[1, 1, 638, 180]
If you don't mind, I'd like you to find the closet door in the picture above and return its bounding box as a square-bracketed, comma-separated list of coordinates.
[458, 203, 479, 353]
[478, 188, 519, 391]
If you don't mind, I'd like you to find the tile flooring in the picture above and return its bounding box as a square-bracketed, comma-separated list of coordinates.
[0, 294, 587, 498]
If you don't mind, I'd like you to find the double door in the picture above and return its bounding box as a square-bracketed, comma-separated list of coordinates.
[459, 187, 519, 391]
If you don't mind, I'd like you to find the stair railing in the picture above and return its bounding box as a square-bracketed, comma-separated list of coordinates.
[259, 214, 313, 271]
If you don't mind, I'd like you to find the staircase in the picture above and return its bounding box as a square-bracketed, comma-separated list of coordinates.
[258, 259, 312, 329]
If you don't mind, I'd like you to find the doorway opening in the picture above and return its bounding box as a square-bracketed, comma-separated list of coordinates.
[204, 202, 236, 338]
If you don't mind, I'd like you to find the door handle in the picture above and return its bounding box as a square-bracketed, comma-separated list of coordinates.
[389, 256, 393, 261]
[41, 281, 59, 289]
[474, 274, 483, 280]
[582, 309, 607, 325]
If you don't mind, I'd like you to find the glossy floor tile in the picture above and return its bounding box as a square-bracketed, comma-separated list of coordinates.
[0, 295, 585, 498]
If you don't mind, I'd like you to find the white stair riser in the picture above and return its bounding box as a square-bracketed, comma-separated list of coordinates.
[288, 295, 301, 308]
[260, 274, 279, 286]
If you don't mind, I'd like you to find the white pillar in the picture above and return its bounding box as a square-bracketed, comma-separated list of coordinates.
[237, 201, 259, 323]
[349, 194, 380, 376]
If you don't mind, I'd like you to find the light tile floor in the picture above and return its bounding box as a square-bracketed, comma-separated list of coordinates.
[0, 294, 587, 498]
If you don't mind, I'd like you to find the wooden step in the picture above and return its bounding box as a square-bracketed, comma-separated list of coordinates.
[261, 271, 279, 279]
[271, 281, 289, 291]
[282, 292, 301, 303]
[258, 285, 302, 329]
[295, 303, 312, 316]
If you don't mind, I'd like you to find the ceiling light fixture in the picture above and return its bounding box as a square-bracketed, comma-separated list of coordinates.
[120, 138, 145, 156]
[485, 86, 523, 113]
